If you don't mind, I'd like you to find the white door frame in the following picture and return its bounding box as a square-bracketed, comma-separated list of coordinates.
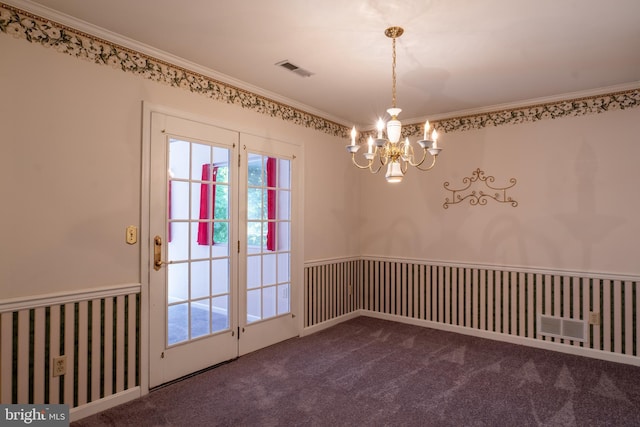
[140, 102, 304, 393]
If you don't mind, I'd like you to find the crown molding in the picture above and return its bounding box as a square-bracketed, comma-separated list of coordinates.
[405, 81, 640, 125]
[0, 0, 350, 128]
[2, 0, 639, 139]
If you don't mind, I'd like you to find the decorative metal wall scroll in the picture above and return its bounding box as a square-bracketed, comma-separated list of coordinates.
[443, 168, 518, 208]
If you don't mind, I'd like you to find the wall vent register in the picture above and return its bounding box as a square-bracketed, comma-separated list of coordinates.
[538, 314, 586, 342]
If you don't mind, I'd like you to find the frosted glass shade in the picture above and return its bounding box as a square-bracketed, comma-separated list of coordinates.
[385, 161, 403, 183]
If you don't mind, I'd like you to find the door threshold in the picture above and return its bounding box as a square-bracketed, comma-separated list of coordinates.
[150, 357, 239, 391]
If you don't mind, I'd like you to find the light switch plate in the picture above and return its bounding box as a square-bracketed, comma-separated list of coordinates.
[126, 225, 137, 245]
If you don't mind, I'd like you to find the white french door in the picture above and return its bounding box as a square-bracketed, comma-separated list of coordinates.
[238, 134, 299, 356]
[148, 112, 239, 387]
[147, 111, 301, 388]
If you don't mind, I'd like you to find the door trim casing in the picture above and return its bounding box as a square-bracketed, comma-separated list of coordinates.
[141, 102, 305, 392]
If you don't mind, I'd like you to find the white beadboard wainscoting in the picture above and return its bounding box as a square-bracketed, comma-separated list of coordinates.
[304, 257, 640, 366]
[0, 284, 142, 421]
[2, 259, 638, 421]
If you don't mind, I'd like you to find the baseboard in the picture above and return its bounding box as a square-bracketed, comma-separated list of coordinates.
[360, 310, 640, 367]
[70, 387, 142, 422]
[300, 311, 360, 336]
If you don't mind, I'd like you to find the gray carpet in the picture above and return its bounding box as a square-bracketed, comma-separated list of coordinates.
[74, 317, 640, 426]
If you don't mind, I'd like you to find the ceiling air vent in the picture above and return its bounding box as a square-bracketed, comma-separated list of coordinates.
[275, 60, 314, 78]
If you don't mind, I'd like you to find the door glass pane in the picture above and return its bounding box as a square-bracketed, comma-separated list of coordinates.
[214, 222, 229, 246]
[247, 256, 261, 289]
[168, 263, 188, 302]
[191, 261, 209, 299]
[263, 254, 276, 285]
[215, 185, 229, 219]
[191, 144, 211, 180]
[277, 253, 289, 283]
[212, 258, 229, 295]
[191, 299, 210, 339]
[278, 222, 290, 251]
[262, 286, 276, 319]
[168, 303, 188, 345]
[277, 284, 290, 315]
[191, 182, 211, 220]
[247, 221, 262, 252]
[211, 296, 229, 332]
[168, 222, 188, 262]
[247, 289, 261, 323]
[213, 148, 230, 183]
[170, 181, 189, 220]
[191, 222, 211, 260]
[247, 188, 263, 220]
[212, 233, 229, 258]
[277, 159, 290, 189]
[245, 153, 292, 323]
[247, 153, 264, 186]
[277, 190, 290, 220]
[169, 140, 190, 180]
[166, 138, 231, 346]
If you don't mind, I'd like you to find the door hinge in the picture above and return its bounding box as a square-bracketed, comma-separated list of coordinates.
[237, 326, 240, 340]
[237, 240, 240, 253]
[238, 153, 241, 167]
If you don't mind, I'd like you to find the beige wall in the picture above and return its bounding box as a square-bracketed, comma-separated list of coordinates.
[0, 34, 360, 299]
[358, 107, 640, 275]
[2, 27, 639, 302]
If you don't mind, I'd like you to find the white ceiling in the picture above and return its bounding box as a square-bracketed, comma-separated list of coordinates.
[16, 0, 640, 127]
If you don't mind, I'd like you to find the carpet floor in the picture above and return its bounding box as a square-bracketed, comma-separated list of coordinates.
[73, 317, 640, 426]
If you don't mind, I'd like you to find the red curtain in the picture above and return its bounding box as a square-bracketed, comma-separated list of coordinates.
[197, 164, 218, 245]
[167, 180, 172, 242]
[266, 157, 276, 251]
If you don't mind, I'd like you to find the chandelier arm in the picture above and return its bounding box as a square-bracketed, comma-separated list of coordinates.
[369, 162, 384, 174]
[414, 155, 437, 172]
[402, 144, 415, 162]
[377, 149, 391, 167]
[350, 153, 375, 170]
[400, 160, 408, 175]
[407, 146, 428, 167]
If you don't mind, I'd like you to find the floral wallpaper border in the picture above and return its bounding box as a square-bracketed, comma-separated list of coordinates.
[0, 3, 347, 138]
[358, 88, 640, 142]
[2, 3, 639, 141]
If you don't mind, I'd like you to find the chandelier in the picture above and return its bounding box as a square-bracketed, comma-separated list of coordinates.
[346, 26, 442, 183]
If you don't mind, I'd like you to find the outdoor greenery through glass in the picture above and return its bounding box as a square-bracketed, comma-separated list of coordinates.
[213, 165, 229, 244]
[211, 160, 265, 247]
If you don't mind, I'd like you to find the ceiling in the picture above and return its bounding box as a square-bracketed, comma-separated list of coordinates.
[16, 0, 640, 127]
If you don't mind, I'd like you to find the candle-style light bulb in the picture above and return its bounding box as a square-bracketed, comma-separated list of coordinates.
[350, 126, 357, 146]
[376, 118, 384, 139]
[431, 129, 439, 149]
[367, 136, 373, 154]
[423, 120, 430, 140]
[404, 137, 410, 155]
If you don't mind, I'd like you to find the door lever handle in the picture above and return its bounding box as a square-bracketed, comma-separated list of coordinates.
[153, 235, 168, 270]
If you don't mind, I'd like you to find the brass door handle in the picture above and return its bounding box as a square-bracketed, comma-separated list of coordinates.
[154, 236, 165, 270]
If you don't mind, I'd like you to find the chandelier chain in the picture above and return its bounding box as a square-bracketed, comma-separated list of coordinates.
[391, 35, 397, 109]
